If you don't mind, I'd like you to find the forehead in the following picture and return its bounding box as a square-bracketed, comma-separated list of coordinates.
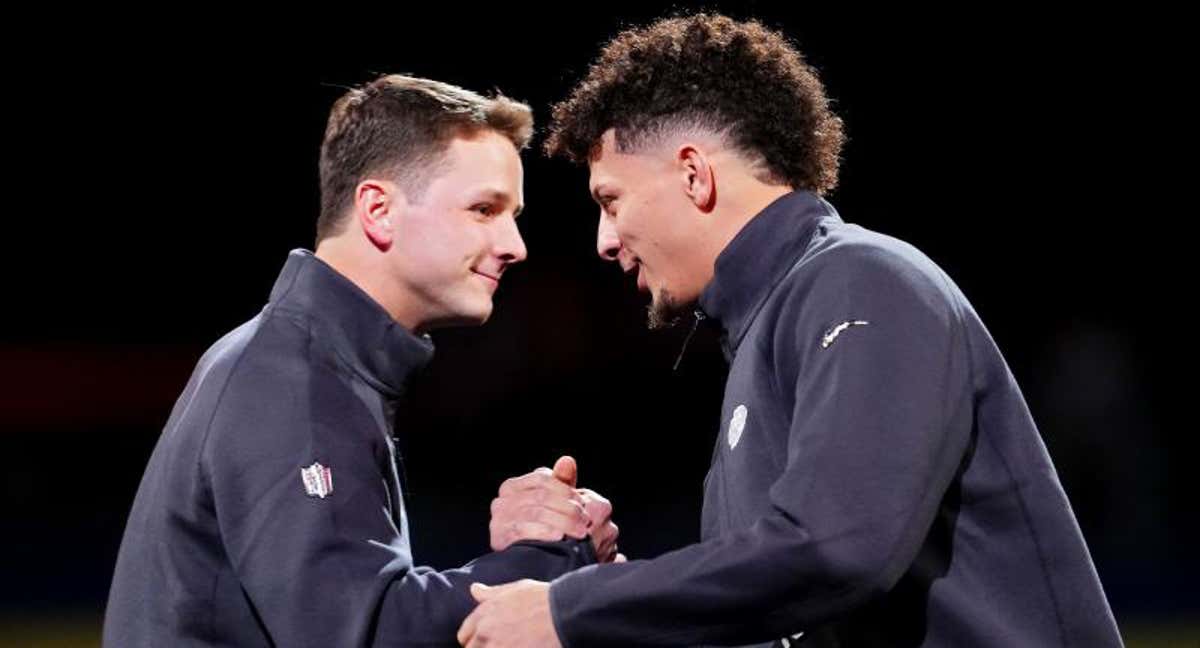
[429, 131, 524, 193]
[588, 130, 657, 191]
[444, 130, 522, 173]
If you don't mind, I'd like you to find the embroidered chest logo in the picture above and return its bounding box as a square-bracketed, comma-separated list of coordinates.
[821, 320, 870, 349]
[301, 462, 333, 499]
[728, 404, 748, 449]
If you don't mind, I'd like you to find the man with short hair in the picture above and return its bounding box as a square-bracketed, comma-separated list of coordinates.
[105, 74, 618, 647]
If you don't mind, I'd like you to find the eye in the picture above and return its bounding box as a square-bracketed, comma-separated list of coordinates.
[471, 203, 494, 217]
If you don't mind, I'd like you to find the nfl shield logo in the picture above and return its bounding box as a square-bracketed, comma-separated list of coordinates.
[301, 462, 333, 499]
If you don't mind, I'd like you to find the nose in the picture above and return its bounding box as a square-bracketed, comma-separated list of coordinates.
[596, 212, 621, 262]
[495, 215, 528, 264]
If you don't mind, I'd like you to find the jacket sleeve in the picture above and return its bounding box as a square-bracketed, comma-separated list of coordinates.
[549, 247, 974, 646]
[204, 360, 595, 648]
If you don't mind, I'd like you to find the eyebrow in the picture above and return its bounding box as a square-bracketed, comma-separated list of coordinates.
[590, 183, 613, 205]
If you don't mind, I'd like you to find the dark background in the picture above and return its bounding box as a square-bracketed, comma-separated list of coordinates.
[2, 4, 1192, 645]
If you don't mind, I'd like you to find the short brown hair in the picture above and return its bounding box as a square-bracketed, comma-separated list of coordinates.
[317, 74, 533, 242]
[545, 13, 844, 195]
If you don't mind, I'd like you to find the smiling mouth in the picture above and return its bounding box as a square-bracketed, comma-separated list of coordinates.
[472, 269, 500, 286]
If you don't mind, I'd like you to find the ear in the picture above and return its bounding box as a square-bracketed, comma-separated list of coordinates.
[677, 144, 716, 213]
[354, 179, 400, 251]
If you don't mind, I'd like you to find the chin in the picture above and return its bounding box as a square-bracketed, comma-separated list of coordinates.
[456, 300, 494, 326]
[423, 298, 494, 331]
[648, 281, 703, 329]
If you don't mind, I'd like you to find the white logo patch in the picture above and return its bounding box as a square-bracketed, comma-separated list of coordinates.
[821, 320, 870, 349]
[728, 404, 748, 449]
[301, 462, 333, 499]
[779, 632, 806, 647]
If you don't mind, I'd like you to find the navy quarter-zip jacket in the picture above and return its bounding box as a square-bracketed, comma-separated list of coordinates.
[549, 192, 1120, 647]
[105, 250, 595, 647]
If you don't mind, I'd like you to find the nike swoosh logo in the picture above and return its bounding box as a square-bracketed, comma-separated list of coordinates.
[821, 320, 869, 349]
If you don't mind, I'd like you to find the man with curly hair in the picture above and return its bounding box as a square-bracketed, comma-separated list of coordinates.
[458, 13, 1121, 648]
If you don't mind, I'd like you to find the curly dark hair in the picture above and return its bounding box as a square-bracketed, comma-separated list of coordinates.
[545, 13, 844, 195]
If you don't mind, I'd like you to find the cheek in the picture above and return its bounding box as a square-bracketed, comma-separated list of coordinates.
[629, 187, 679, 241]
[617, 203, 651, 246]
[391, 225, 454, 281]
[403, 216, 479, 259]
[626, 204, 674, 256]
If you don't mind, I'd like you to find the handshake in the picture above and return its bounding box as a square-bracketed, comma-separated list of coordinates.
[488, 456, 623, 564]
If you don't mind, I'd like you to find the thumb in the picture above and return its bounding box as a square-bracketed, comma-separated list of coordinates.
[472, 580, 522, 602]
[552, 455, 578, 488]
[470, 582, 493, 602]
[614, 553, 628, 563]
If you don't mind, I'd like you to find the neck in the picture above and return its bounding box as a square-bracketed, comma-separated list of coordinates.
[315, 236, 425, 334]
